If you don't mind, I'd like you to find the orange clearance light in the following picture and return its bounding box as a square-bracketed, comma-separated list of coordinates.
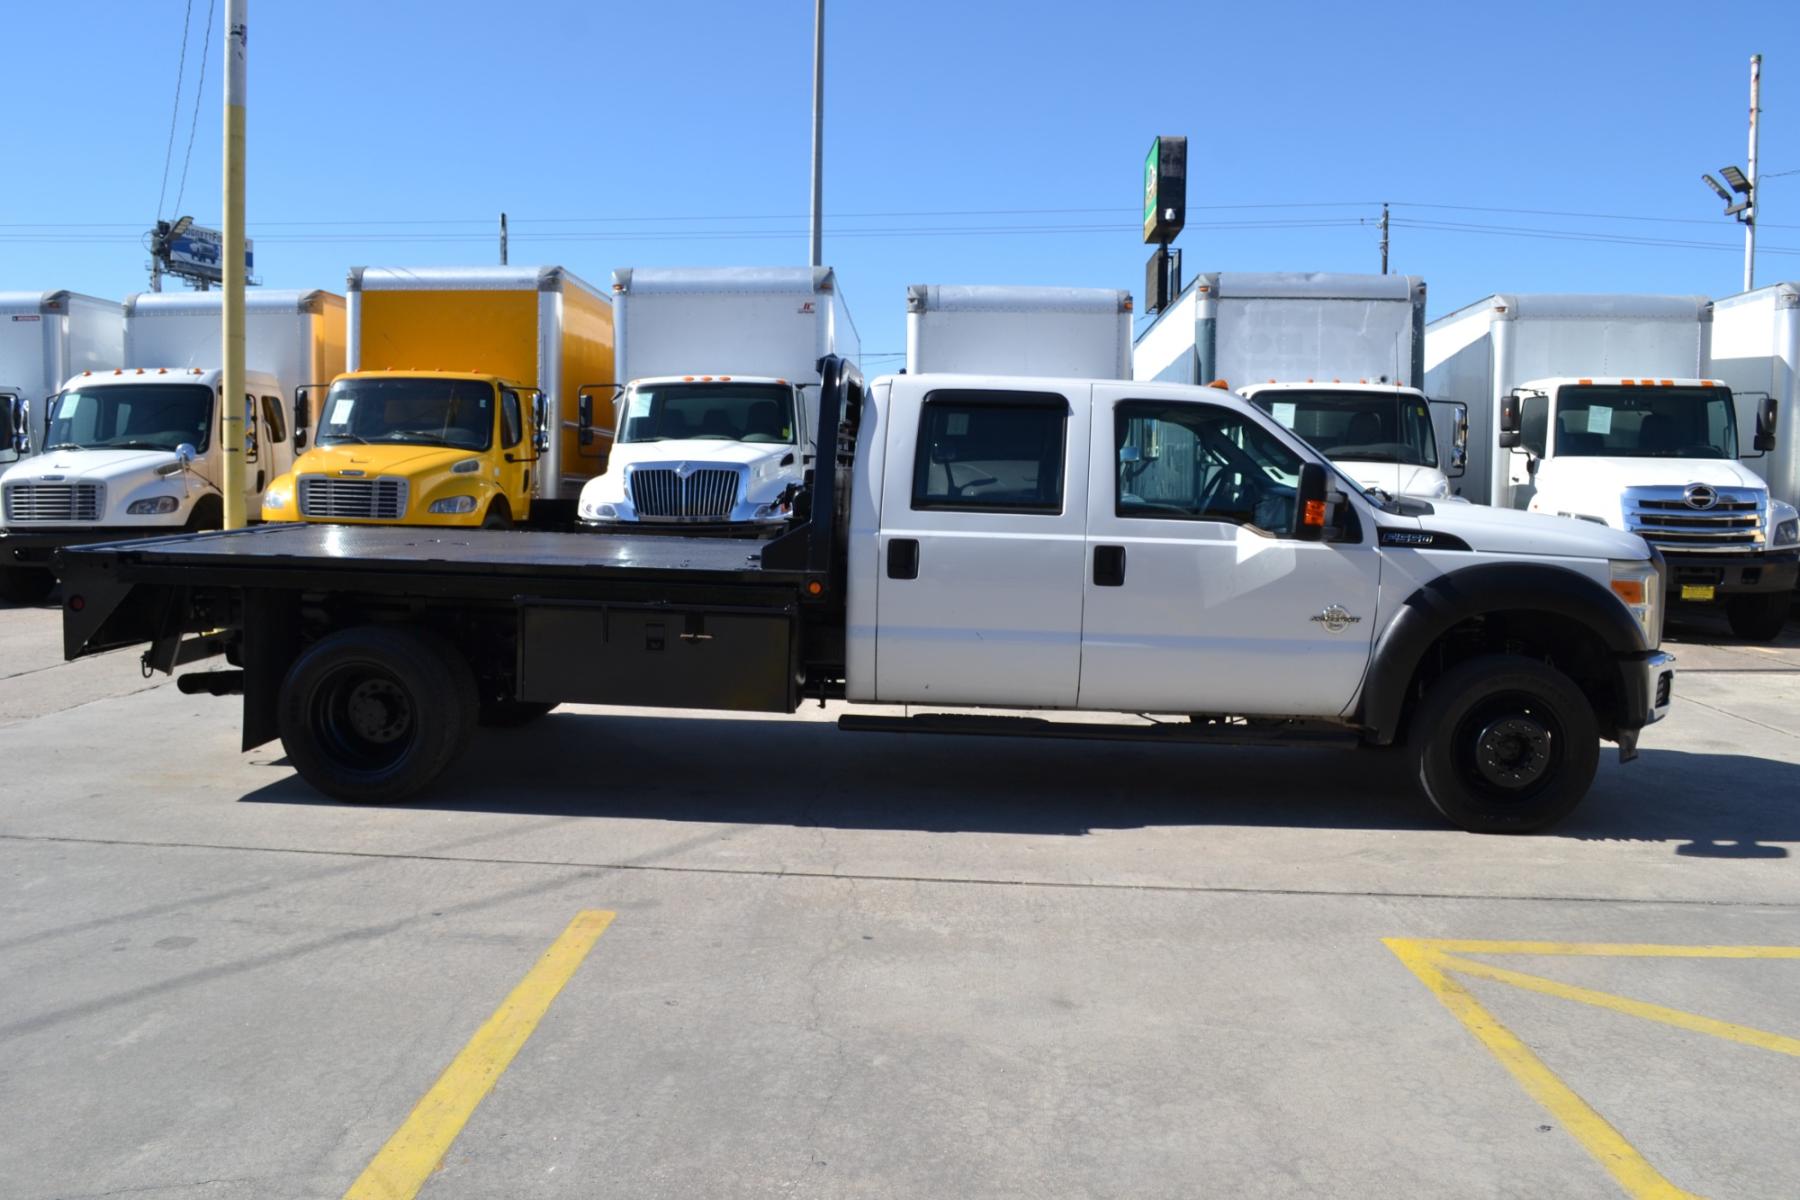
[1302, 499, 1328, 527]
[702, 375, 714, 382]
[1332, 378, 1341, 383]
[777, 379, 788, 386]
[1207, 379, 1230, 390]
[1610, 578, 1646, 605]
[720, 375, 732, 381]
[1578, 378, 1593, 385]
[1620, 379, 1637, 386]
[82, 369, 91, 376]
[113, 369, 123, 375]
[807, 581, 823, 596]
[1639, 379, 1654, 386]
[684, 376, 695, 382]
[1659, 379, 1674, 387]
[1703, 379, 1717, 387]
[157, 367, 167, 374]
[1122, 297, 1134, 312]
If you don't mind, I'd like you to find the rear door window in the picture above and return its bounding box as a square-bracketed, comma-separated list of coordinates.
[911, 391, 1068, 513]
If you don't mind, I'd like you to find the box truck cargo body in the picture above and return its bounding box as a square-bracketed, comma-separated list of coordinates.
[346, 266, 614, 502]
[1425, 293, 1795, 638]
[0, 291, 124, 466]
[1132, 272, 1452, 497]
[1710, 282, 1800, 513]
[905, 285, 1131, 379]
[576, 266, 858, 532]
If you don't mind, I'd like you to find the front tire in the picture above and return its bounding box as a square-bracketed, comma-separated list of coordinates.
[481, 502, 513, 530]
[277, 625, 478, 804]
[0, 567, 56, 605]
[1726, 591, 1790, 642]
[1410, 655, 1599, 833]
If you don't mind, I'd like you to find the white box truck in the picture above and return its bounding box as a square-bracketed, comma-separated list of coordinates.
[1132, 272, 1458, 500]
[1710, 282, 1800, 518]
[0, 291, 124, 470]
[575, 266, 859, 533]
[1425, 293, 1795, 639]
[905, 284, 1132, 378]
[0, 290, 345, 602]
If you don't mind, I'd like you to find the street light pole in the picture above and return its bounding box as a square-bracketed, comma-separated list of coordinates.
[220, 0, 248, 529]
[809, 0, 824, 268]
[1745, 53, 1761, 291]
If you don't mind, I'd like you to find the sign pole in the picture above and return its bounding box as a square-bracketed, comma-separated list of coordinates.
[221, 0, 248, 529]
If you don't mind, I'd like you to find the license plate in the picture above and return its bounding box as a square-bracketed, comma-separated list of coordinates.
[1680, 583, 1716, 602]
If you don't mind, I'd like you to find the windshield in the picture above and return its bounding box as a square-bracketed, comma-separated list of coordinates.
[1252, 389, 1437, 468]
[620, 382, 797, 444]
[316, 377, 495, 450]
[1551, 385, 1738, 459]
[46, 384, 212, 453]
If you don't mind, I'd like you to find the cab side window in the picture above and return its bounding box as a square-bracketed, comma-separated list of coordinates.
[912, 390, 1068, 513]
[1115, 401, 1303, 535]
[1520, 394, 1549, 457]
[501, 389, 523, 450]
[260, 395, 286, 443]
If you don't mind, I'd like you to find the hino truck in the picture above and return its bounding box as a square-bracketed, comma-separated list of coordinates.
[0, 289, 342, 603]
[1426, 293, 1794, 640]
[58, 358, 1674, 834]
[1710, 282, 1800, 522]
[0, 291, 124, 472]
[575, 266, 858, 534]
[905, 284, 1132, 378]
[1132, 272, 1459, 500]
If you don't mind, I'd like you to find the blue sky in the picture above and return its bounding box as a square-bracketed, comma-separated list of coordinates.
[4, 0, 1797, 367]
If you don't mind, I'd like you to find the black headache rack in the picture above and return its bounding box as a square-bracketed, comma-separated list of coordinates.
[56, 356, 867, 737]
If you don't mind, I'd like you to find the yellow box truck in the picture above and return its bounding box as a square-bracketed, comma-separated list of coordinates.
[262, 266, 613, 528]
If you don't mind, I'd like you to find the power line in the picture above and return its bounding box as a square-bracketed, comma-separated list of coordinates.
[171, 0, 217, 219]
[1391, 217, 1800, 255]
[155, 0, 197, 220]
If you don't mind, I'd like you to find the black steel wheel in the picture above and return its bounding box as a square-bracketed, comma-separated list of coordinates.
[1410, 654, 1598, 833]
[1726, 592, 1790, 642]
[277, 625, 478, 803]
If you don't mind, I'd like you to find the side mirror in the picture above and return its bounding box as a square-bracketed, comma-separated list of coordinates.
[1755, 396, 1778, 453]
[1450, 402, 1468, 475]
[292, 384, 318, 451]
[1, 395, 20, 454]
[577, 392, 594, 447]
[1294, 461, 1329, 542]
[1498, 391, 1522, 450]
[533, 390, 549, 454]
[1118, 445, 1143, 464]
[175, 443, 197, 471]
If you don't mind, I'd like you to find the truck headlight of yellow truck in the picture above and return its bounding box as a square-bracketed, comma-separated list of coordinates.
[428, 495, 479, 514]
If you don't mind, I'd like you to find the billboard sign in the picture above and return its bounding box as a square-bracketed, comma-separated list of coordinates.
[1142, 136, 1187, 245]
[167, 225, 254, 281]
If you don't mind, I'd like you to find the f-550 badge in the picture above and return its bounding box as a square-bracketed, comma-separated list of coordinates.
[1310, 604, 1363, 633]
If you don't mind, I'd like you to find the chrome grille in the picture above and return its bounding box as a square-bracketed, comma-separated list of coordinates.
[298, 475, 408, 520]
[629, 468, 740, 519]
[1625, 487, 1765, 553]
[3, 482, 102, 522]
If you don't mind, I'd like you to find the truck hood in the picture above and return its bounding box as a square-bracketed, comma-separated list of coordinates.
[610, 439, 800, 473]
[297, 444, 477, 477]
[1389, 499, 1650, 560]
[1334, 460, 1448, 499]
[1537, 456, 1768, 493]
[1, 447, 178, 485]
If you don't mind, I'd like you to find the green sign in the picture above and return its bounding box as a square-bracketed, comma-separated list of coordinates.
[1144, 139, 1160, 230]
[1142, 135, 1186, 245]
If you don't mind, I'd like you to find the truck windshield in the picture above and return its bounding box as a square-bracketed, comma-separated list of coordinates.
[621, 382, 796, 444]
[45, 384, 212, 453]
[1551, 385, 1738, 459]
[1251, 389, 1437, 468]
[316, 378, 495, 450]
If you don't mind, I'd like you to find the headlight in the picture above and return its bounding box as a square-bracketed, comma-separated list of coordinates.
[261, 488, 290, 510]
[127, 495, 180, 515]
[428, 495, 478, 514]
[1610, 558, 1663, 647]
[1772, 501, 1799, 547]
[751, 501, 790, 521]
[581, 502, 618, 521]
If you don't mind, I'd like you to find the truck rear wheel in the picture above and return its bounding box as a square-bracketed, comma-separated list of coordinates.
[0, 567, 56, 605]
[277, 625, 479, 804]
[1409, 654, 1598, 834]
[1726, 592, 1790, 642]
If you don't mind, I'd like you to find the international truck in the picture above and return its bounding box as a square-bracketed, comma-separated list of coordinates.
[1132, 272, 1459, 500]
[905, 284, 1132, 378]
[0, 289, 341, 603]
[0, 290, 124, 471]
[58, 357, 1674, 834]
[575, 266, 857, 533]
[1425, 293, 1794, 640]
[1710, 281, 1800, 521]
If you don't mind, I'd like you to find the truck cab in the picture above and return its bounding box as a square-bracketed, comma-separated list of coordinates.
[1500, 375, 1797, 638]
[1241, 381, 1460, 500]
[262, 371, 546, 528]
[576, 374, 810, 532]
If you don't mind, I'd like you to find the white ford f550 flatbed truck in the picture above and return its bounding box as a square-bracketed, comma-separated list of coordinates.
[57, 359, 1674, 832]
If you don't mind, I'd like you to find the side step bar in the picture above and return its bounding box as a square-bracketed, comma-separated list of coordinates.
[837, 712, 1361, 748]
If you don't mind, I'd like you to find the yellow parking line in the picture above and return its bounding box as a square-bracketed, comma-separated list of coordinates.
[344, 910, 615, 1200]
[1417, 940, 1800, 959]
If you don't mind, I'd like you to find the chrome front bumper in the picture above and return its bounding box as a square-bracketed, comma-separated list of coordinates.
[1642, 650, 1676, 726]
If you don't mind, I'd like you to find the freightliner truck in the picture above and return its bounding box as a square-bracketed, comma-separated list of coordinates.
[57, 358, 1675, 833]
[1426, 293, 1794, 640]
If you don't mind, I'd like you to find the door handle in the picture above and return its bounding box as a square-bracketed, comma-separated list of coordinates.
[1094, 544, 1126, 587]
[887, 537, 920, 580]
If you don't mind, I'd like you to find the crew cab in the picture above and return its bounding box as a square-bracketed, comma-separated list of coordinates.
[57, 359, 1674, 832]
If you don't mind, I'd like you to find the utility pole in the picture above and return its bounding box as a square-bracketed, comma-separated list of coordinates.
[220, 0, 248, 529]
[1745, 53, 1761, 291]
[1379, 202, 1390, 275]
[500, 212, 509, 266]
[808, 0, 824, 268]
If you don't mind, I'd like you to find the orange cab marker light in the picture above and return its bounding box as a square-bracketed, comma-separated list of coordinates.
[1659, 379, 1673, 387]
[1207, 379, 1230, 390]
[1703, 380, 1717, 387]
[157, 367, 167, 374]
[114, 369, 123, 375]
[720, 375, 732, 382]
[1610, 578, 1647, 605]
[777, 379, 788, 386]
[807, 581, 823, 596]
[1640, 379, 1654, 386]
[1302, 499, 1328, 527]
[1578, 378, 1593, 385]
[683, 376, 695, 382]
[1620, 379, 1637, 386]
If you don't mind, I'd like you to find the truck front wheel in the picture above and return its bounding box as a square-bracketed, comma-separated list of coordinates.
[277, 625, 479, 803]
[1409, 654, 1598, 834]
[0, 567, 56, 605]
[1726, 592, 1790, 642]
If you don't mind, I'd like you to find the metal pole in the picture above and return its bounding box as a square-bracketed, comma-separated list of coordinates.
[1745, 53, 1760, 292]
[808, 0, 823, 268]
[500, 212, 509, 266]
[1380, 203, 1390, 274]
[220, 0, 248, 529]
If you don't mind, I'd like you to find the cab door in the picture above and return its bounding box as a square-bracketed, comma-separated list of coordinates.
[1078, 387, 1381, 716]
[872, 382, 1089, 705]
[240, 393, 267, 507]
[497, 387, 532, 514]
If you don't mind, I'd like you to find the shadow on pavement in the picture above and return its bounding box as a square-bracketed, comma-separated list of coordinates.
[240, 711, 1800, 854]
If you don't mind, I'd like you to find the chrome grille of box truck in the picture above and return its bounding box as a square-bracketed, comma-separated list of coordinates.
[629, 468, 740, 519]
[298, 476, 408, 520]
[1624, 487, 1764, 553]
[2, 482, 103, 522]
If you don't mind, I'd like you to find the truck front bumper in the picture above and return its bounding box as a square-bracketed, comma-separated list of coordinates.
[2, 527, 180, 569]
[1660, 550, 1798, 599]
